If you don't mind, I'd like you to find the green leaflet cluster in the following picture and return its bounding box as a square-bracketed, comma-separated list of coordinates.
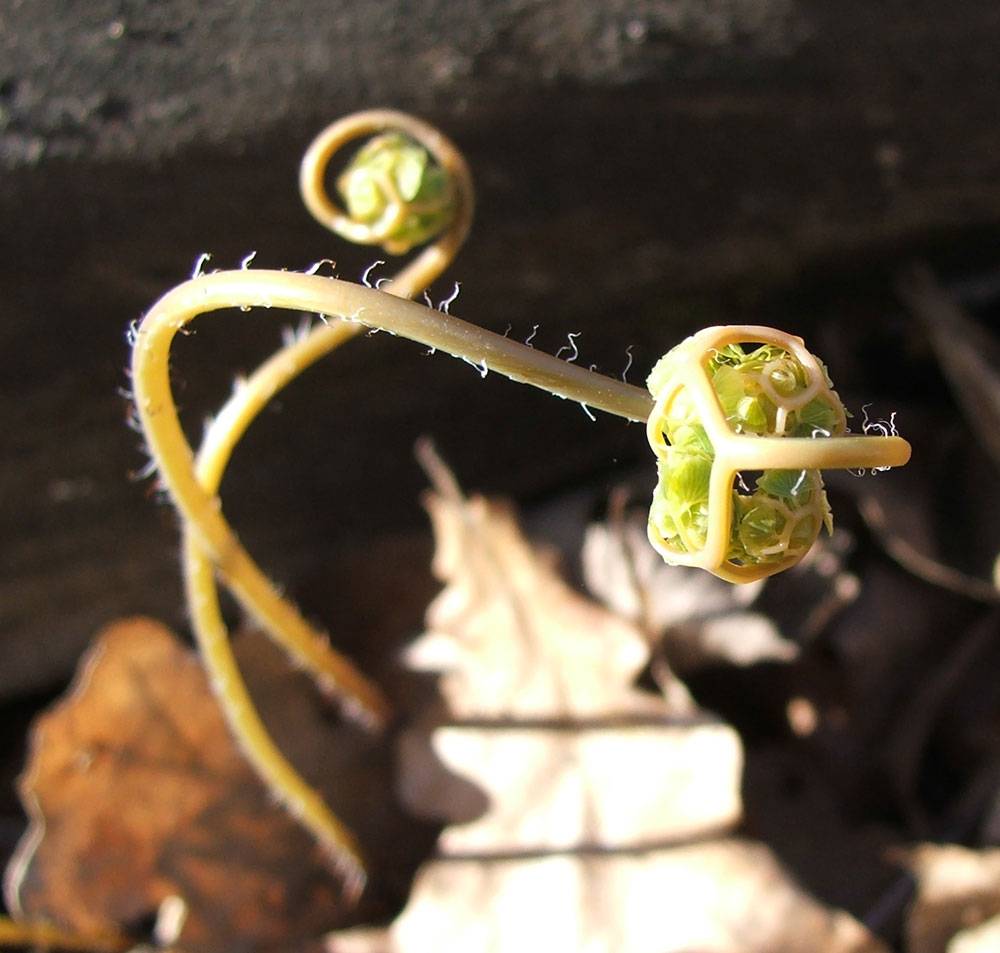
[337, 132, 455, 255]
[648, 342, 839, 567]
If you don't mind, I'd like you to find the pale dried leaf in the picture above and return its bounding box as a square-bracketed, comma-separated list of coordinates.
[582, 518, 798, 668]
[407, 493, 677, 719]
[329, 481, 885, 953]
[582, 517, 761, 629]
[405, 718, 742, 851]
[948, 913, 1000, 953]
[329, 840, 887, 953]
[690, 612, 797, 666]
[397, 489, 742, 845]
[904, 844, 1000, 953]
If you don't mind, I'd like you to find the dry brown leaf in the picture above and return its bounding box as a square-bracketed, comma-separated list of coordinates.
[3, 617, 364, 953]
[903, 844, 1000, 953]
[327, 480, 887, 953]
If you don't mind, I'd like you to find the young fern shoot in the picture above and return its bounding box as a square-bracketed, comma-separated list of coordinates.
[128, 110, 910, 893]
[645, 325, 910, 583]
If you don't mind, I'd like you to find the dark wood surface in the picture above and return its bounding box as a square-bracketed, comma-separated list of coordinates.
[2, 0, 1000, 694]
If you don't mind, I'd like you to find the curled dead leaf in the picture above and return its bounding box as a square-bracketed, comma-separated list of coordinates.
[398, 486, 743, 847]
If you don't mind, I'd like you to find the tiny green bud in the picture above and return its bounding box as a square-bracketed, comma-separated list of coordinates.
[644, 325, 907, 583]
[337, 132, 455, 254]
[647, 335, 844, 571]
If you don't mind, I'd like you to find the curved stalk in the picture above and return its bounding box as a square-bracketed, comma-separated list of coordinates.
[138, 111, 476, 888]
[136, 271, 653, 427]
[133, 278, 650, 889]
[182, 319, 373, 888]
[136, 109, 653, 889]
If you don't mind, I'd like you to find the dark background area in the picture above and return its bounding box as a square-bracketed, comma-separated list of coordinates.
[3, 1, 1000, 942]
[4, 0, 999, 694]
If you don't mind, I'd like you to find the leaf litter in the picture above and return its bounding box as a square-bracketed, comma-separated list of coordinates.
[325, 450, 886, 953]
[4, 433, 1000, 952]
[3, 618, 404, 953]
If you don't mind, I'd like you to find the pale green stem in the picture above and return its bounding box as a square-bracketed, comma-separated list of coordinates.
[716, 434, 912, 471]
[182, 318, 372, 886]
[183, 318, 386, 718]
[134, 274, 649, 887]
[133, 270, 654, 425]
[146, 110, 478, 887]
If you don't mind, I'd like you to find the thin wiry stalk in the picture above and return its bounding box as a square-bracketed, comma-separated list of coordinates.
[131, 109, 651, 889]
[134, 110, 480, 888]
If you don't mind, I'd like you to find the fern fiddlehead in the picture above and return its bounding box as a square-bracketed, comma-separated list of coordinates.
[646, 325, 911, 583]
